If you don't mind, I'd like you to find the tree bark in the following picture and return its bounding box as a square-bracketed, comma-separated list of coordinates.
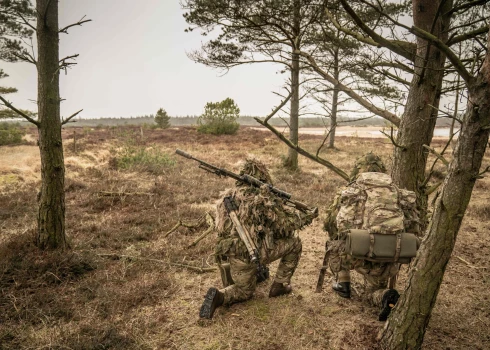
[285, 0, 301, 169]
[391, 0, 452, 224]
[36, 0, 67, 249]
[380, 31, 490, 350]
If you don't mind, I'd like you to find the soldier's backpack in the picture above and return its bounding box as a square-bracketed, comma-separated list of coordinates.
[337, 172, 421, 263]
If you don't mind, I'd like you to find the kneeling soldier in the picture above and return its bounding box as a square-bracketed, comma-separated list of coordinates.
[200, 158, 316, 319]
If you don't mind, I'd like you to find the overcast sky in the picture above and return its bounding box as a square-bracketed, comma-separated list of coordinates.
[2, 0, 286, 118]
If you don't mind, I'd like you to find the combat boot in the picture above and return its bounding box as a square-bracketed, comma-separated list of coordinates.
[379, 289, 400, 321]
[199, 287, 224, 319]
[269, 281, 292, 297]
[332, 282, 351, 298]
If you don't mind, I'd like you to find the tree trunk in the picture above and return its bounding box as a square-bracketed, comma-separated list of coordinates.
[391, 0, 452, 224]
[329, 49, 340, 149]
[380, 33, 490, 350]
[36, 0, 67, 249]
[284, 0, 301, 169]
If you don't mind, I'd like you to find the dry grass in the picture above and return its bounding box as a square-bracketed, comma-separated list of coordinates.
[0, 126, 489, 350]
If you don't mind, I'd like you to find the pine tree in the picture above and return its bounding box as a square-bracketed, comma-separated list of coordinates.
[154, 108, 171, 129]
[0, 0, 90, 249]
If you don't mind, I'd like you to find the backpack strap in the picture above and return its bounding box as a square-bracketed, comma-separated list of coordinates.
[368, 233, 375, 258]
[394, 233, 402, 262]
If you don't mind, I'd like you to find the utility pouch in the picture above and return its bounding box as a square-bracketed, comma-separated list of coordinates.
[216, 255, 235, 288]
[345, 229, 420, 264]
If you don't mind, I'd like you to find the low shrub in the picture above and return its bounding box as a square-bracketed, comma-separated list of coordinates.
[0, 122, 25, 146]
[197, 98, 240, 135]
[112, 145, 175, 173]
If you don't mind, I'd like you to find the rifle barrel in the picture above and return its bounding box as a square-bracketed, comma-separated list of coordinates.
[175, 149, 316, 215]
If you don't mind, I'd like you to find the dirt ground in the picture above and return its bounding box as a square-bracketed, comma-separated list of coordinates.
[1, 126, 489, 350]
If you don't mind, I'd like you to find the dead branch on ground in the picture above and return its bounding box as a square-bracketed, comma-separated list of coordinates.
[188, 213, 215, 248]
[97, 253, 217, 273]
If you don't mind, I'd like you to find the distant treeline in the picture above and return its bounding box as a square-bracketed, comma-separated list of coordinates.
[62, 115, 385, 128]
[9, 115, 453, 128]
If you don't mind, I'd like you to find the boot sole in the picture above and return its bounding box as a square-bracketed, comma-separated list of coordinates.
[379, 290, 400, 321]
[200, 288, 218, 319]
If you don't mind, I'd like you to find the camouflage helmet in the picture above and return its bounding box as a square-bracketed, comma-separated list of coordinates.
[349, 152, 387, 180]
[239, 158, 273, 185]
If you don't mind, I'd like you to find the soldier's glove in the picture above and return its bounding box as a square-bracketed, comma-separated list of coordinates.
[256, 264, 270, 283]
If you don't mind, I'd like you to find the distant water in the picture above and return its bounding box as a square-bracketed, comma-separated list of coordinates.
[297, 127, 459, 138]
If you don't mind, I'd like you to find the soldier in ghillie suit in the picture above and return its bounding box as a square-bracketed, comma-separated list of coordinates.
[323, 153, 420, 321]
[199, 158, 317, 319]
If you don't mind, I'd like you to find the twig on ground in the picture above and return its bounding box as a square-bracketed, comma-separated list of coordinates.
[188, 212, 215, 248]
[163, 220, 182, 238]
[454, 256, 487, 269]
[169, 263, 217, 273]
[97, 253, 217, 273]
[164, 214, 209, 239]
[96, 191, 153, 197]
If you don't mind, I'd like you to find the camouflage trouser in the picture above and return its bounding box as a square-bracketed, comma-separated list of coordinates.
[326, 239, 398, 307]
[220, 234, 302, 306]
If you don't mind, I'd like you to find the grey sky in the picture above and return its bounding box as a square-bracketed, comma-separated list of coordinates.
[2, 0, 286, 118]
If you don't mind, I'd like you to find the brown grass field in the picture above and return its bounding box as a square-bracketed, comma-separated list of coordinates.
[1, 126, 489, 349]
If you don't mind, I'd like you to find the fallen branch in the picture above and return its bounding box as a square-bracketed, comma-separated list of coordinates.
[97, 253, 217, 273]
[96, 191, 153, 197]
[169, 263, 217, 273]
[163, 220, 183, 238]
[163, 214, 208, 238]
[188, 213, 215, 248]
[454, 255, 488, 269]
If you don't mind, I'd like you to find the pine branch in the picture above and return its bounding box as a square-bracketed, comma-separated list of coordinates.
[59, 16, 92, 34]
[409, 25, 474, 84]
[448, 0, 489, 15]
[337, 0, 416, 62]
[380, 126, 406, 150]
[0, 95, 39, 126]
[447, 26, 489, 46]
[61, 109, 82, 125]
[298, 50, 401, 126]
[254, 117, 350, 181]
[264, 92, 293, 123]
[423, 144, 449, 167]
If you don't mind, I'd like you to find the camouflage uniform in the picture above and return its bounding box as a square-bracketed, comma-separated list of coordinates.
[323, 153, 398, 307]
[214, 160, 315, 305]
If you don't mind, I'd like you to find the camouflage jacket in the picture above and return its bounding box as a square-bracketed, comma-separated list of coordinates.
[215, 185, 315, 257]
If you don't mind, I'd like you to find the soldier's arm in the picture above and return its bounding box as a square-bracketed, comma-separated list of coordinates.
[323, 194, 341, 240]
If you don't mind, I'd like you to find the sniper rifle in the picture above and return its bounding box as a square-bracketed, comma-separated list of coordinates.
[175, 149, 318, 216]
